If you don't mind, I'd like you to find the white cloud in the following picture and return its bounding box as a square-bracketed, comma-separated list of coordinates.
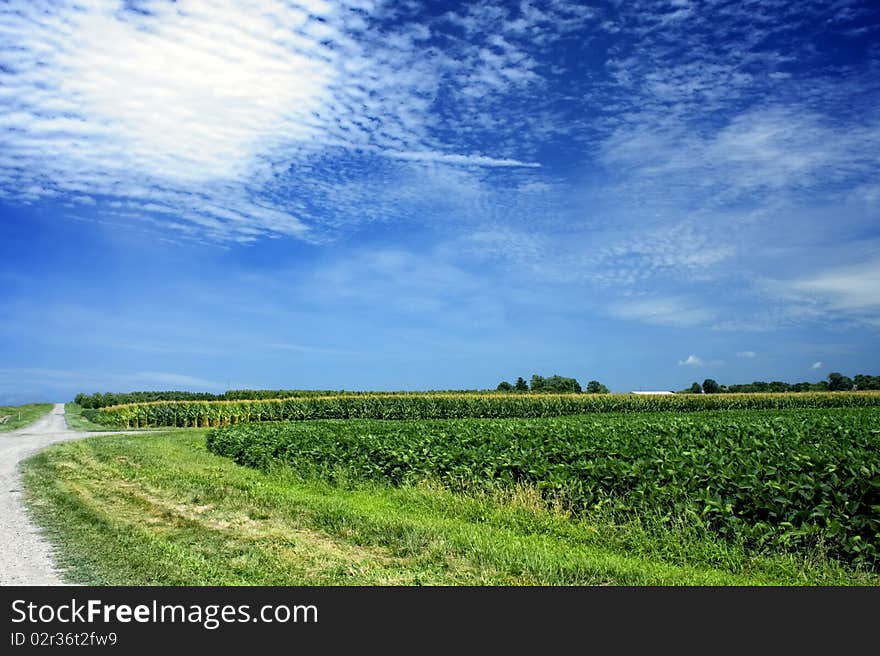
[0, 1, 352, 239]
[677, 353, 725, 367]
[811, 361, 824, 369]
[737, 351, 756, 358]
[54, 7, 331, 181]
[608, 297, 715, 327]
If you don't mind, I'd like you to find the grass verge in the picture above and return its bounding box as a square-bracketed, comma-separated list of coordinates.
[63, 403, 120, 432]
[0, 403, 53, 432]
[22, 430, 878, 585]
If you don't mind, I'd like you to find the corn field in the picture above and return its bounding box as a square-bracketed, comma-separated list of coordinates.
[94, 391, 880, 428]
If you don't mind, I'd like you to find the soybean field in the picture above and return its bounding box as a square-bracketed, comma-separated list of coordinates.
[207, 408, 880, 567]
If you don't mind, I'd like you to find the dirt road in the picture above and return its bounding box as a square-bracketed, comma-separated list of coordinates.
[0, 403, 120, 585]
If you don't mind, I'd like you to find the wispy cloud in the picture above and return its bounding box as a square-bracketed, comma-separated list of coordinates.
[590, 222, 735, 287]
[737, 351, 757, 359]
[608, 297, 715, 327]
[757, 257, 880, 328]
[811, 361, 824, 369]
[265, 342, 359, 356]
[583, 3, 880, 331]
[388, 150, 540, 168]
[600, 107, 880, 209]
[786, 259, 880, 312]
[0, 0, 563, 242]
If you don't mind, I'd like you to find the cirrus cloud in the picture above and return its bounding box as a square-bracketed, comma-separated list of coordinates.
[0, 0, 550, 243]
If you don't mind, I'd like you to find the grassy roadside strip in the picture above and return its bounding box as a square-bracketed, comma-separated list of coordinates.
[0, 403, 53, 433]
[63, 403, 120, 432]
[22, 431, 877, 585]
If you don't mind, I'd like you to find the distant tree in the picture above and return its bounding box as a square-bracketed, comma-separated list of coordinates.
[496, 381, 513, 391]
[586, 380, 609, 394]
[514, 377, 529, 392]
[546, 375, 581, 393]
[702, 378, 720, 394]
[854, 374, 880, 390]
[529, 374, 581, 393]
[827, 372, 854, 392]
[674, 374, 875, 394]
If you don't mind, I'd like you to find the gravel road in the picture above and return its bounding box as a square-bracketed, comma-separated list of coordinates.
[0, 403, 124, 585]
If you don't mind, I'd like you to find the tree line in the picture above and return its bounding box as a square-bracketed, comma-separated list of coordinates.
[679, 373, 880, 395]
[496, 375, 609, 394]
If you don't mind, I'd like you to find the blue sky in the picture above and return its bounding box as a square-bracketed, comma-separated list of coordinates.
[1, 0, 879, 403]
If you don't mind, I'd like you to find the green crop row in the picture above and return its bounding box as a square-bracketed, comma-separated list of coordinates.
[95, 391, 880, 427]
[75, 388, 515, 409]
[206, 408, 880, 566]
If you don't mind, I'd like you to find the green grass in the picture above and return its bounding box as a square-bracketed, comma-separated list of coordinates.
[0, 403, 53, 432]
[64, 402, 121, 431]
[22, 429, 878, 585]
